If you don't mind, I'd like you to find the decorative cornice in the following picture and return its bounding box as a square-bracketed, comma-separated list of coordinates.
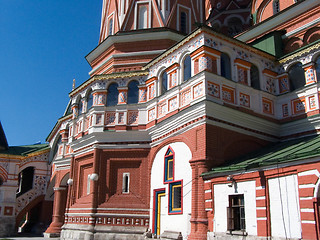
[69, 71, 149, 97]
[279, 41, 320, 64]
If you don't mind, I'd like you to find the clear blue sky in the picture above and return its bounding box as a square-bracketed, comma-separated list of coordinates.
[0, 0, 102, 146]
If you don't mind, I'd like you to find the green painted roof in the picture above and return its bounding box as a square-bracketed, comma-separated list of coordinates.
[203, 135, 320, 177]
[0, 143, 50, 156]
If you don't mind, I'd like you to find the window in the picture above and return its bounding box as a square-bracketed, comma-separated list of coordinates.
[227, 194, 245, 231]
[108, 18, 113, 35]
[250, 64, 260, 90]
[221, 53, 231, 80]
[128, 80, 139, 104]
[316, 56, 320, 82]
[87, 91, 93, 110]
[161, 71, 168, 95]
[183, 55, 191, 81]
[138, 5, 148, 29]
[87, 174, 91, 195]
[164, 147, 174, 183]
[107, 83, 119, 106]
[17, 167, 34, 197]
[78, 99, 84, 114]
[169, 181, 182, 214]
[273, 0, 280, 14]
[288, 62, 306, 90]
[0, 177, 3, 186]
[180, 12, 187, 34]
[122, 173, 130, 193]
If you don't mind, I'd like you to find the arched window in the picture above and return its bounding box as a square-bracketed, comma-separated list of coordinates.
[87, 91, 93, 110]
[288, 62, 306, 90]
[315, 56, 320, 82]
[183, 55, 191, 81]
[78, 99, 84, 114]
[273, 0, 280, 15]
[180, 12, 187, 34]
[250, 64, 260, 90]
[221, 53, 231, 80]
[128, 80, 139, 104]
[108, 18, 113, 35]
[138, 5, 148, 29]
[107, 83, 119, 106]
[17, 167, 34, 196]
[161, 71, 168, 95]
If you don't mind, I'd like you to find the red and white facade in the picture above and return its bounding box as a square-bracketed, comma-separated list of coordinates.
[45, 0, 320, 239]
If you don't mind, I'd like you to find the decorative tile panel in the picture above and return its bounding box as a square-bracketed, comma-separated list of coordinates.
[106, 112, 116, 125]
[148, 108, 156, 121]
[309, 95, 317, 110]
[170, 71, 177, 88]
[222, 86, 235, 103]
[180, 88, 191, 107]
[262, 98, 274, 115]
[291, 98, 306, 115]
[265, 77, 276, 94]
[168, 97, 178, 112]
[96, 114, 103, 125]
[282, 104, 289, 117]
[207, 81, 220, 98]
[193, 82, 204, 99]
[139, 88, 147, 103]
[239, 93, 250, 107]
[305, 67, 316, 85]
[279, 76, 290, 94]
[128, 111, 139, 125]
[93, 93, 106, 106]
[199, 56, 212, 72]
[237, 67, 248, 85]
[148, 83, 156, 100]
[118, 112, 125, 124]
[118, 91, 127, 104]
[158, 102, 167, 118]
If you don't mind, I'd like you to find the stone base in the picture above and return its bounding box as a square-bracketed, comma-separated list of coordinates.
[60, 223, 147, 240]
[43, 232, 61, 238]
[160, 231, 183, 240]
[0, 217, 15, 237]
[208, 232, 271, 240]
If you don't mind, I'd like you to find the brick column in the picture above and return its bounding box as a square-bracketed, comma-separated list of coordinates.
[44, 186, 67, 237]
[85, 147, 101, 240]
[188, 159, 208, 240]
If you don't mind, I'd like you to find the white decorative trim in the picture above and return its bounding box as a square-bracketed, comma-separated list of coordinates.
[256, 196, 266, 200]
[299, 184, 316, 189]
[300, 208, 314, 213]
[298, 169, 319, 177]
[301, 220, 316, 224]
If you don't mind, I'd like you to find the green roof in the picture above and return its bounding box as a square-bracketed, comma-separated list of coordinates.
[0, 143, 50, 156]
[203, 135, 320, 177]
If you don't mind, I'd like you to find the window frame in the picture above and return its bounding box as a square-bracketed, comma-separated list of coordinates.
[163, 146, 175, 183]
[227, 194, 246, 232]
[122, 172, 130, 194]
[168, 180, 183, 214]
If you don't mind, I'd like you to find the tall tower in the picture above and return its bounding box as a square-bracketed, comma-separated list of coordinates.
[86, 0, 207, 75]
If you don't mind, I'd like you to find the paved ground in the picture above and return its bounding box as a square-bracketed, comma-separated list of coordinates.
[0, 236, 59, 240]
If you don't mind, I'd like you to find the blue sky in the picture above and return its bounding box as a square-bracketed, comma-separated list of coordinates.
[0, 1, 102, 146]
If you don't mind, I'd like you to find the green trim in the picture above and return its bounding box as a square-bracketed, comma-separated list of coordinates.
[0, 144, 50, 156]
[202, 135, 320, 177]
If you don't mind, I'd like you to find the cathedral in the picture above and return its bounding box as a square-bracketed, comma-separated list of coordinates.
[43, 0, 320, 239]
